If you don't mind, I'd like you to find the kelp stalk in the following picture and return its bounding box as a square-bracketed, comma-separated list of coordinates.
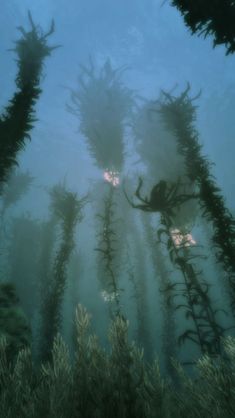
[159, 88, 235, 315]
[0, 12, 57, 187]
[39, 185, 85, 362]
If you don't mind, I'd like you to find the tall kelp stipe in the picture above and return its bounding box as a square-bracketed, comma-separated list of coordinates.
[68, 60, 134, 320]
[95, 182, 122, 317]
[131, 100, 198, 373]
[159, 87, 235, 317]
[38, 184, 87, 362]
[0, 12, 58, 188]
[129, 221, 153, 361]
[119, 198, 153, 361]
[141, 212, 178, 380]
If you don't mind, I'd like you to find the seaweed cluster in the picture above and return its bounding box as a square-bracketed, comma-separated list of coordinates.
[1, 306, 235, 417]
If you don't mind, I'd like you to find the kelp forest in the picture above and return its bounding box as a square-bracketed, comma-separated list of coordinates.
[1, 3, 235, 417]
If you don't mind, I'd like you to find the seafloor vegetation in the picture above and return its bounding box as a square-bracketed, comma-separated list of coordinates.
[1, 304, 235, 418]
[1, 9, 235, 418]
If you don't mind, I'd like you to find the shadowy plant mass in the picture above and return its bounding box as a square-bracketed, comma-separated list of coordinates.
[0, 12, 57, 188]
[171, 0, 235, 54]
[68, 59, 133, 171]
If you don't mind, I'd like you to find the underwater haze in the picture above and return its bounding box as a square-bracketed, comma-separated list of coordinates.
[1, 1, 235, 417]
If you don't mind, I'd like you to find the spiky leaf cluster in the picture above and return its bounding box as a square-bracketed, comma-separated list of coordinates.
[171, 0, 235, 55]
[49, 183, 84, 228]
[13, 12, 57, 89]
[68, 59, 133, 171]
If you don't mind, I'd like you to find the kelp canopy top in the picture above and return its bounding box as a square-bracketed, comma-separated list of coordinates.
[68, 59, 133, 172]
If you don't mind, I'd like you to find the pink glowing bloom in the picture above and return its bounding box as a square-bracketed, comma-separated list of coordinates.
[170, 228, 197, 248]
[103, 170, 120, 186]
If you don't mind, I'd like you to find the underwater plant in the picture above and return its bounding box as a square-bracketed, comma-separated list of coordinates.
[159, 87, 235, 316]
[69, 59, 133, 319]
[38, 184, 86, 362]
[141, 212, 178, 379]
[1, 304, 235, 417]
[126, 178, 227, 359]
[131, 103, 199, 370]
[95, 182, 122, 317]
[0, 12, 57, 188]
[171, 0, 235, 55]
[68, 59, 133, 172]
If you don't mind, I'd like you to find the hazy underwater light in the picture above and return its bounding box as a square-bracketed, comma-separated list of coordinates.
[1, 2, 235, 417]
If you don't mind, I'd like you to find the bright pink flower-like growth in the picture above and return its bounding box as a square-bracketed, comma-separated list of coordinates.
[170, 228, 197, 248]
[103, 170, 120, 186]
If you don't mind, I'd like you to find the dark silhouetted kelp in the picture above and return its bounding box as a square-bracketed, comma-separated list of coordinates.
[38, 184, 86, 362]
[171, 0, 235, 55]
[159, 87, 235, 316]
[95, 183, 122, 317]
[0, 12, 57, 188]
